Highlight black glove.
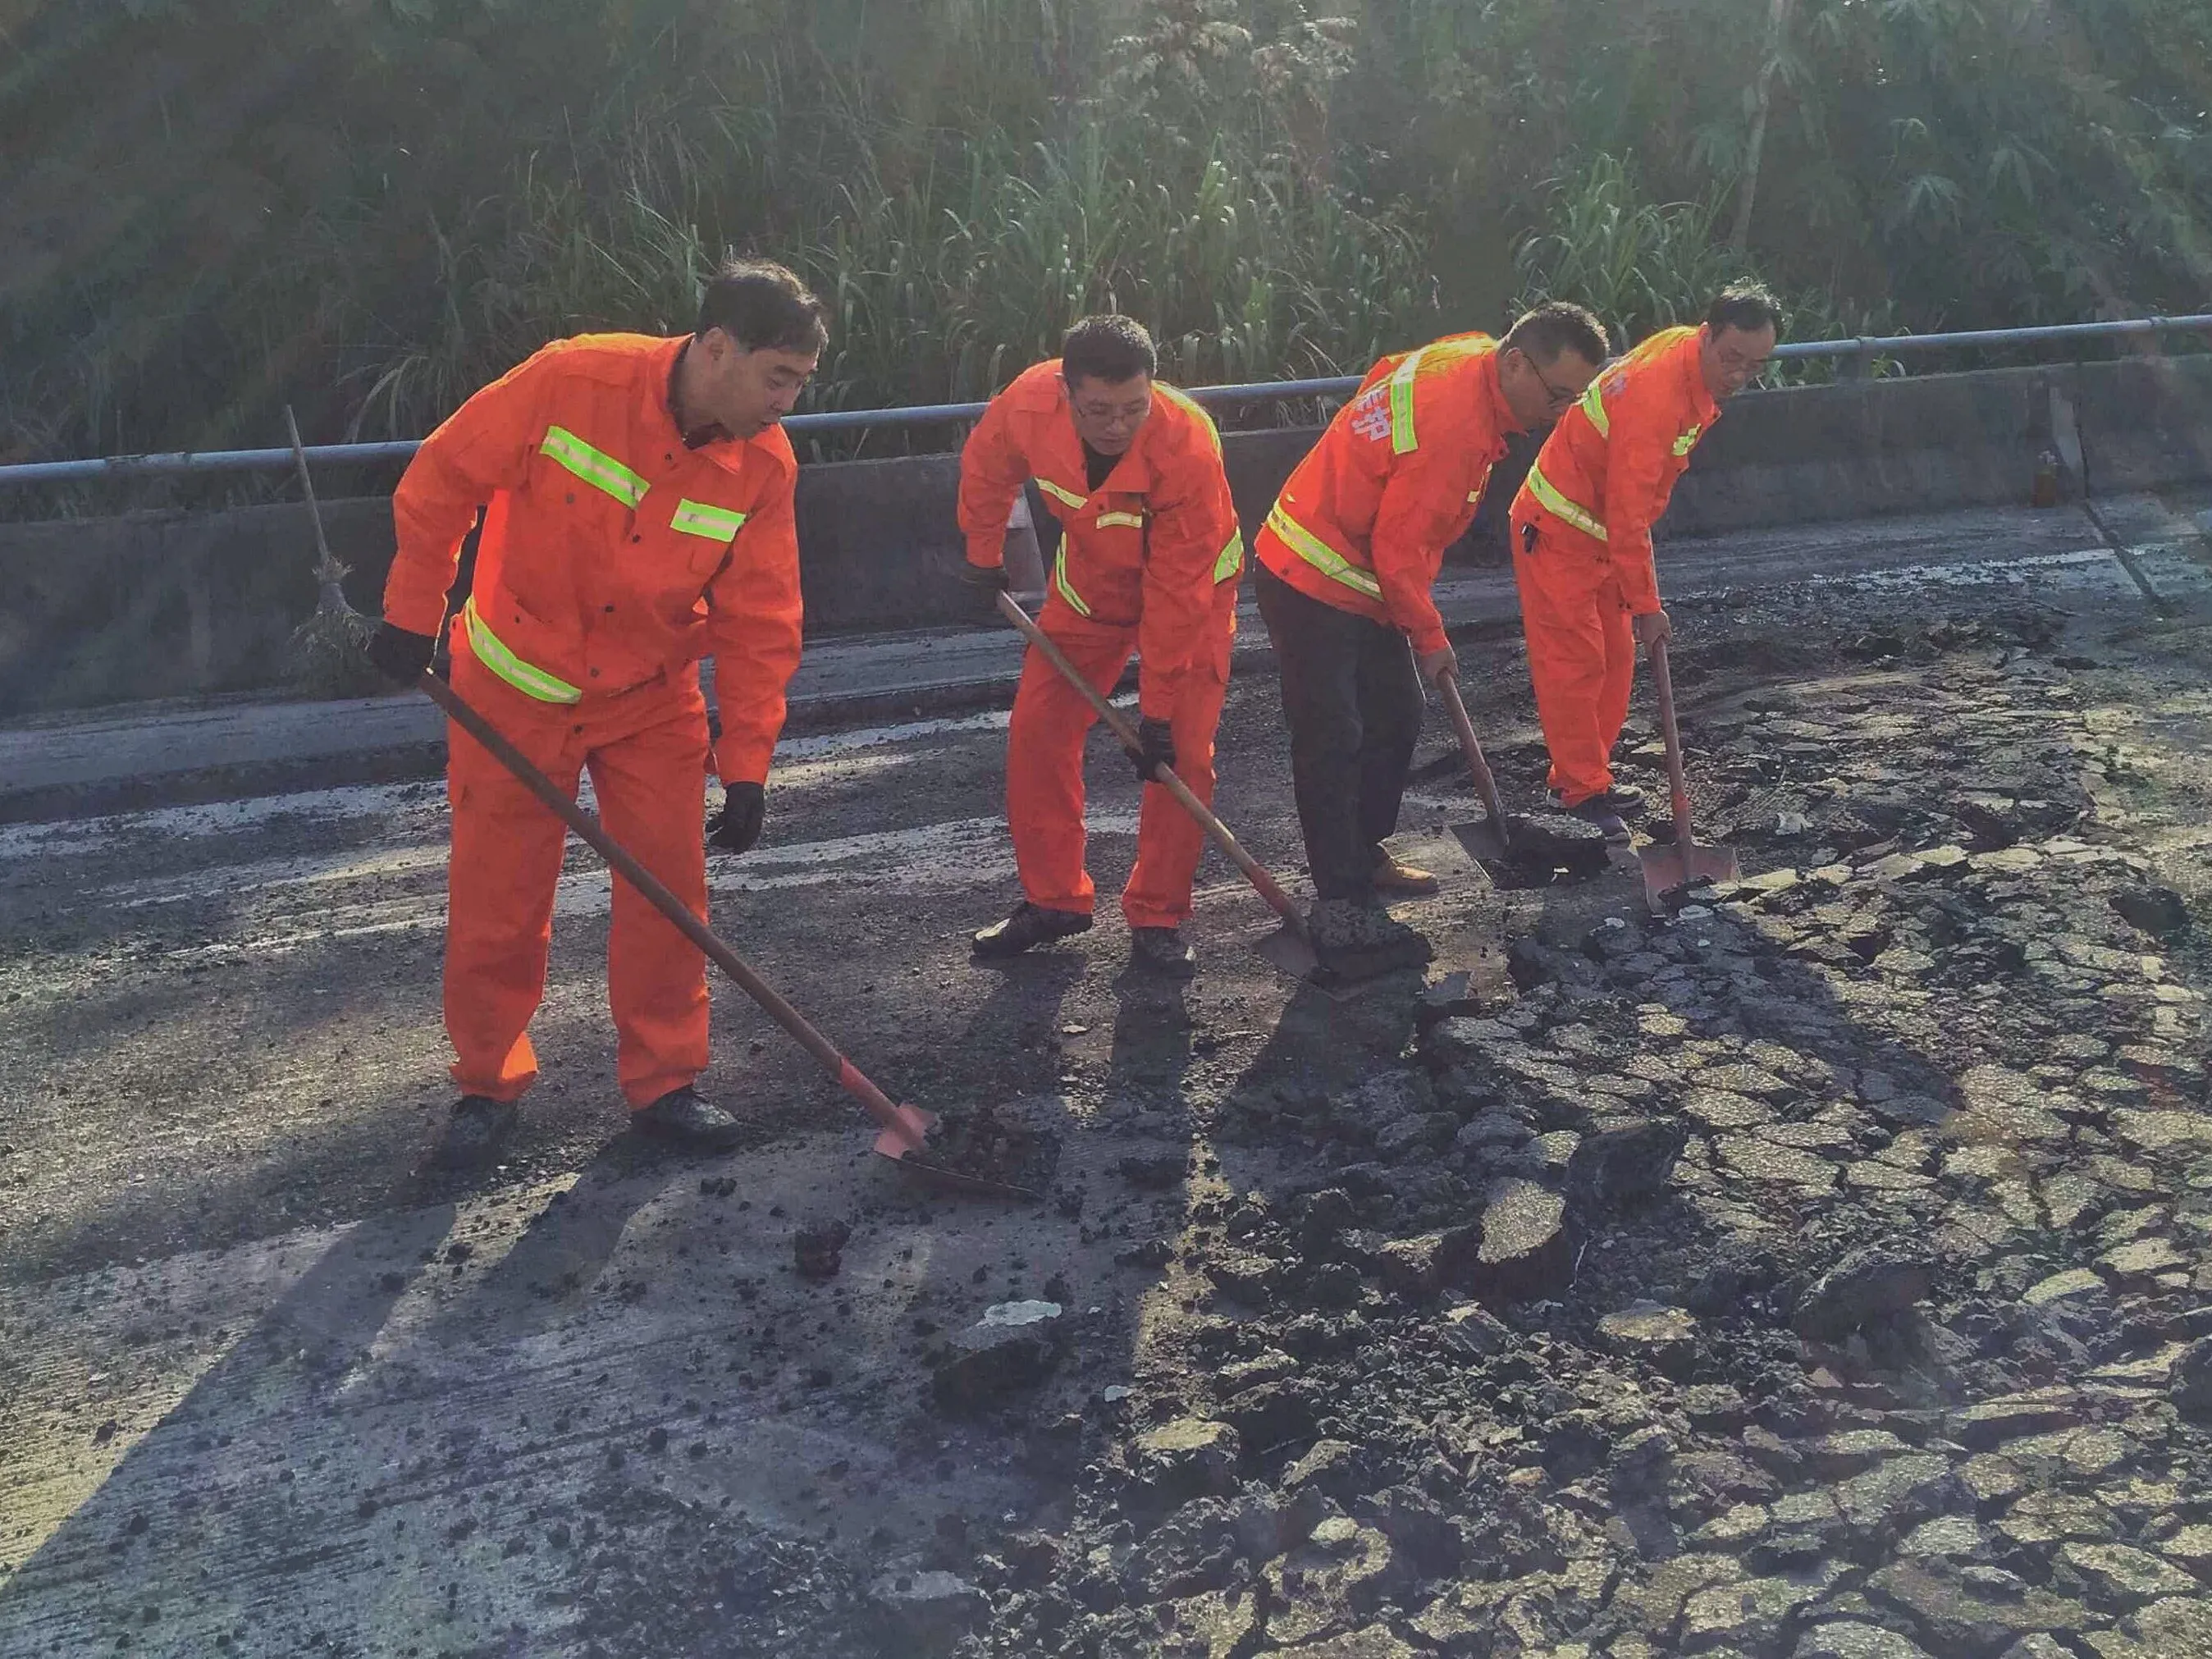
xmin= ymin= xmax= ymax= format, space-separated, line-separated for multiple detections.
xmin=1131 ymin=715 xmax=1177 ymax=782
xmin=708 ymin=782 xmax=765 ymax=855
xmin=368 ymin=621 xmax=437 ymax=685
xmin=959 ymin=558 xmax=1011 ymax=619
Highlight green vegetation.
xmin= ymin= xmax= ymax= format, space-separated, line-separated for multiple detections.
xmin=5 ymin=0 xmax=2210 ymax=463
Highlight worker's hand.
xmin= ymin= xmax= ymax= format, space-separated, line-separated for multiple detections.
xmin=368 ymin=621 xmax=437 ymax=685
xmin=1632 ymin=610 xmax=1674 ymax=651
xmin=1416 ymin=642 xmax=1459 ymax=687
xmin=958 ymin=558 xmax=1011 ymax=619
xmin=1131 ymin=715 xmax=1177 ymax=783
xmin=708 ymin=783 xmax=766 ymax=855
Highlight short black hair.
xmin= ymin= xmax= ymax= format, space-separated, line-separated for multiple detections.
xmin=1707 ymin=282 xmax=1784 ymax=338
xmin=1061 ymin=315 xmax=1157 ymax=386
xmin=697 ymin=259 xmax=828 ymax=355
xmin=1505 ymin=301 xmax=1609 ymax=368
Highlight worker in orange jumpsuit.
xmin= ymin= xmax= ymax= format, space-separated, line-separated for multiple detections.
xmin=958 ymin=315 xmax=1244 ymax=978
xmin=1510 ymin=284 xmax=1782 ymax=841
xmin=1254 ymin=304 xmax=1607 ymax=957
xmin=368 ymin=260 xmax=825 ymax=1167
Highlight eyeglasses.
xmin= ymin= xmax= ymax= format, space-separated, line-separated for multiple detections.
xmin=1512 ymin=349 xmax=1587 ymax=410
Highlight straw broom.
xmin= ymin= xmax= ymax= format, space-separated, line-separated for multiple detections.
xmin=282 ymin=404 xmax=381 ymax=694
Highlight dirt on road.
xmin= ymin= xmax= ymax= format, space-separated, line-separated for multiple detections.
xmin=4 ymin=526 xmax=2212 ymax=1657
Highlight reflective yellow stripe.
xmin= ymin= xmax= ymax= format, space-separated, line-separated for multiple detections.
xmin=1213 ymin=532 xmax=1245 ymax=583
xmin=1673 ymin=423 xmax=1703 ymax=457
xmin=670 ymin=499 xmax=747 ymax=542
xmin=1155 ymin=383 xmax=1224 ymax=454
xmin=463 ymin=598 xmax=583 ymax=704
xmin=1095 ymin=511 xmax=1145 ymax=530
xmin=1579 ymin=379 xmax=1611 ymax=438
xmin=539 ymin=426 xmax=648 ymax=508
xmin=1524 ymin=464 xmax=1608 ymax=542
xmin=1265 ymin=504 xmax=1383 ymax=600
xmin=1052 ymin=546 xmax=1091 ymax=616
xmin=1035 ymin=477 xmax=1086 ymax=510
xmin=1387 ymin=345 xmax=1429 ymax=455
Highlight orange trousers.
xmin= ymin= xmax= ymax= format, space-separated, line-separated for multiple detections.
xmin=1509 ymin=510 xmax=1638 ymax=807
xmin=443 ymin=645 xmax=711 ymax=1108
xmin=1007 ymin=594 xmax=1234 ymax=929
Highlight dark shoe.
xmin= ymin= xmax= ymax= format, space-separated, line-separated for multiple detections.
xmin=1371 ymin=852 xmax=1442 ymax=896
xmin=1552 ymin=783 xmax=1645 ymax=816
xmin=1130 ymin=925 xmax=1196 ymax=978
xmin=630 ymin=1085 xmax=743 ymax=1153
xmin=971 ymin=902 xmax=1092 ymax=959
xmin=434 ymin=1095 xmax=518 ymax=1168
xmin=1563 ymin=798 xmax=1632 ymax=844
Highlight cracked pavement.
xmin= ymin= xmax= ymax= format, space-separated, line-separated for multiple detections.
xmin=6 ymin=504 xmax=2212 ymax=1657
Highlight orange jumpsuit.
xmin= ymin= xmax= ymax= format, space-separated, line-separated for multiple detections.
xmin=384 ymin=332 xmax=804 ymax=1107
xmin=1255 ymin=332 xmax=1518 ymax=653
xmin=1509 ymin=325 xmax=1719 ymax=806
xmin=960 ymin=361 xmax=1243 ymax=929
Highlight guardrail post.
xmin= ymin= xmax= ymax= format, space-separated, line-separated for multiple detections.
xmin=1837 ymin=339 xmax=1869 ymax=381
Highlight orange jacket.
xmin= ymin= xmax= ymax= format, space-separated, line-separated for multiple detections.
xmin=1255 ymin=334 xmax=1522 ymax=658
xmin=959 ymin=360 xmax=1243 ymax=718
xmin=1511 ymin=324 xmax=1719 ymax=615
xmin=384 ymin=333 xmax=804 ymax=784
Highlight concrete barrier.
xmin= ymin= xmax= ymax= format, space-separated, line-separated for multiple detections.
xmin=5 ymin=355 xmax=2209 ymax=716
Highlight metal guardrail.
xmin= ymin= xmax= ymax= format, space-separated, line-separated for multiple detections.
xmin=5 ymin=316 xmax=2210 ymax=487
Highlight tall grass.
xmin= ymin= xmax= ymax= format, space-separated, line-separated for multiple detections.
xmin=8 ymin=0 xmax=2206 ymax=474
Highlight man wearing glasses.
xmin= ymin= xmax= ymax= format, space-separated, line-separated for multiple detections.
xmin=1510 ymin=285 xmax=1782 ymax=842
xmin=1252 ymin=304 xmax=1608 ymax=964
xmin=958 ymin=315 xmax=1245 ymax=977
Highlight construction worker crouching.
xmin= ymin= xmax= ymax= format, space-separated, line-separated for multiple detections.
xmin=959 ymin=316 xmax=1245 ymax=979
xmin=368 ymin=260 xmax=825 ymax=1167
xmin=1510 ymin=284 xmax=1782 ymax=842
xmin=1253 ymin=304 xmax=1608 ymax=968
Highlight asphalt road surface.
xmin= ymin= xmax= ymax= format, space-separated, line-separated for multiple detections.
xmin=4 ymin=509 xmax=2212 ymax=1657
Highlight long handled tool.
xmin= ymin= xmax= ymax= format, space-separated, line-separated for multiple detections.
xmin=1637 ymin=638 xmax=1739 ymax=912
xmin=1436 ymin=672 xmax=1521 ymax=863
xmin=282 ymin=404 xmax=378 ymax=692
xmin=415 ymin=670 xmax=1038 ymax=1200
xmin=994 ymin=590 xmax=1323 ymax=981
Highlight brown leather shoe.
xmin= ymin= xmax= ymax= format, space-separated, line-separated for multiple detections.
xmin=1372 ymin=852 xmax=1442 ymax=896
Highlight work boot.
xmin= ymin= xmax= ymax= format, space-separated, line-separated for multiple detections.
xmin=971 ymin=902 xmax=1092 ymax=959
xmin=1551 ymin=783 xmax=1645 ymax=817
xmin=433 ymin=1095 xmax=518 ymax=1169
xmin=1371 ymin=852 xmax=1442 ymax=896
xmin=630 ymin=1085 xmax=743 ymax=1153
xmin=1130 ymin=925 xmax=1197 ymax=978
xmin=1562 ymin=798 xmax=1632 ymax=845
xmin=1306 ymin=898 xmax=1433 ymax=976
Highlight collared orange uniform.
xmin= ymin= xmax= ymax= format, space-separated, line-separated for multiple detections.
xmin=1509 ymin=325 xmax=1719 ymax=806
xmin=960 ymin=360 xmax=1244 ymax=928
xmin=385 ymin=332 xmax=804 ymax=1107
xmin=1255 ymin=332 xmax=1518 ymax=651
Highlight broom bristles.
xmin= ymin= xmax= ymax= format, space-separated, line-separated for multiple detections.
xmin=287 ymin=586 xmax=382 ymax=697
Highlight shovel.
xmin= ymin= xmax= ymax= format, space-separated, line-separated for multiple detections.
xmin=994 ymin=590 xmax=1323 ymax=983
xmin=1436 ymin=671 xmax=1521 ymax=864
xmin=416 ymin=670 xmax=1040 ymax=1200
xmin=1637 ymin=638 xmax=1739 ymax=912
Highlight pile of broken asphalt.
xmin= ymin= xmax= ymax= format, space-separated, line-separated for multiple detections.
xmin=848 ymin=606 xmax=2212 ymax=1659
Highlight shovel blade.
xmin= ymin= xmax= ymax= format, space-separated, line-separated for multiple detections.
xmin=873 ymin=1104 xmax=1044 ymax=1200
xmin=1450 ymin=817 xmax=1511 ymax=865
xmin=1250 ymin=921 xmax=1323 ymax=983
xmin=1637 ymin=839 xmax=1740 ymax=912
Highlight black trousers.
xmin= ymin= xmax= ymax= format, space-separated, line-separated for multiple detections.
xmin=1255 ymin=560 xmax=1427 ymax=901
